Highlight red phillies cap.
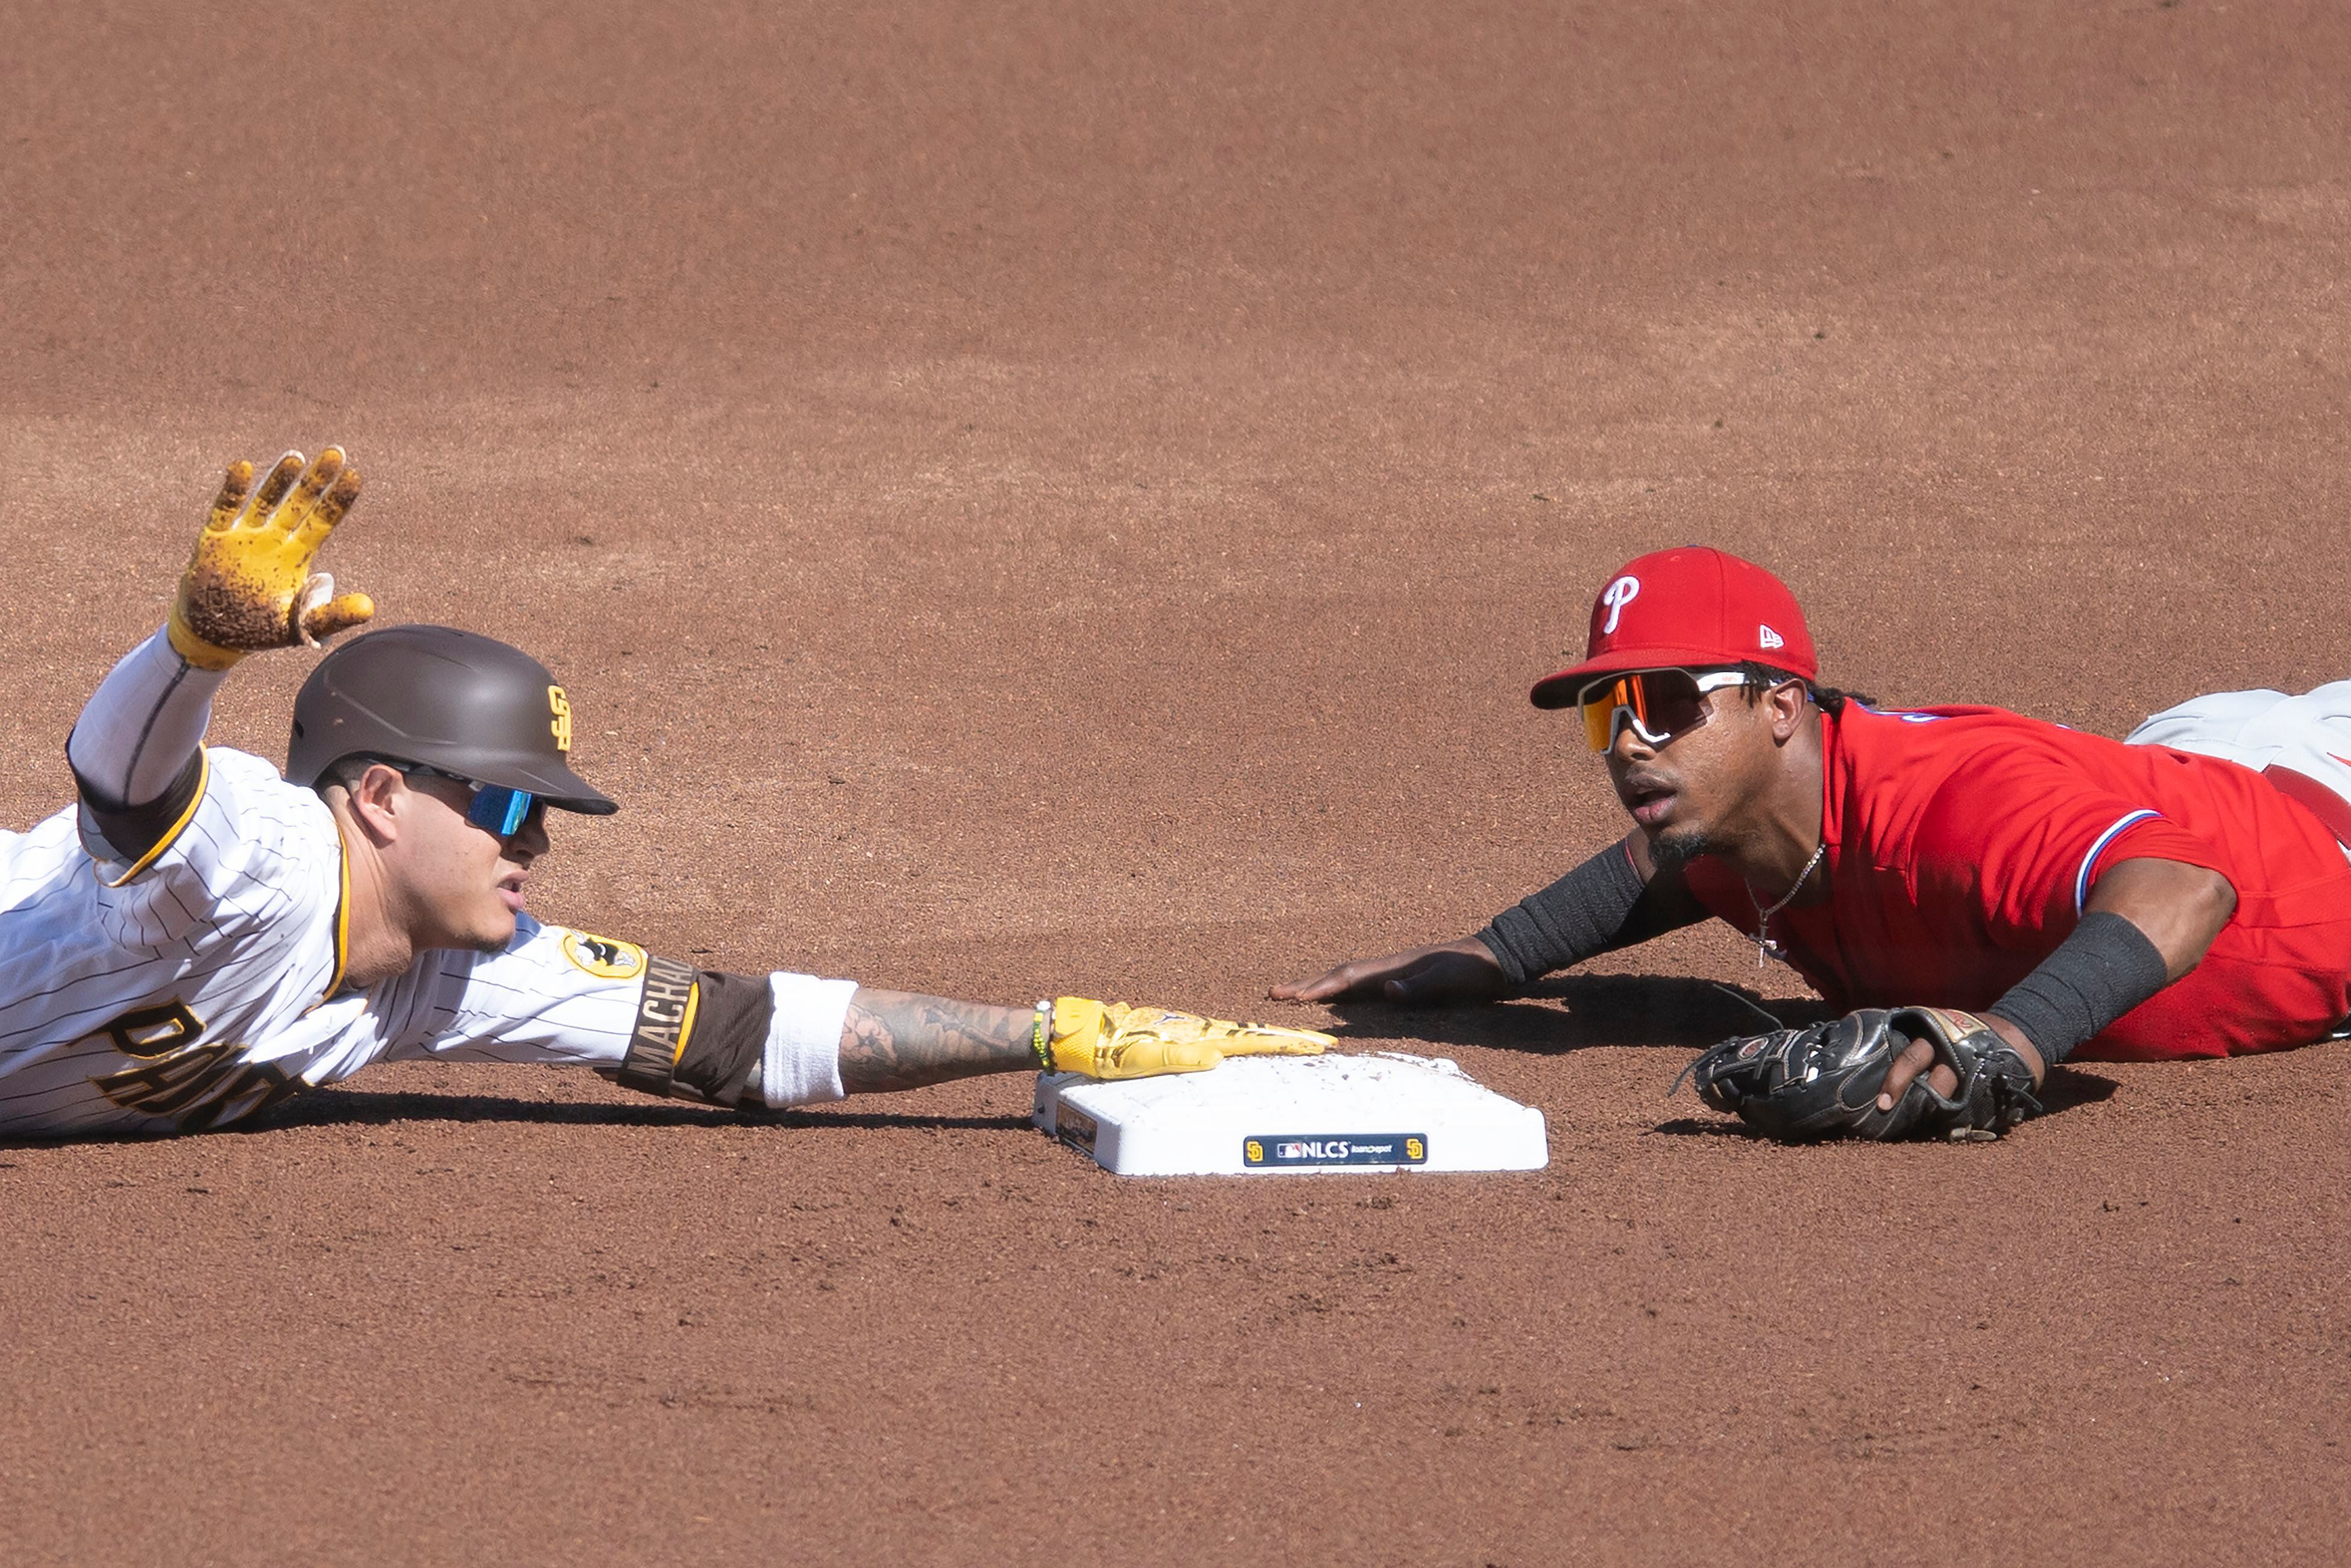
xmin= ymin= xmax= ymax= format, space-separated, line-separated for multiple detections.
xmin=1529 ymin=546 xmax=1816 ymax=709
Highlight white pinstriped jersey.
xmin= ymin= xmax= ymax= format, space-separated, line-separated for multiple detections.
xmin=0 ymin=746 xmax=656 ymax=1136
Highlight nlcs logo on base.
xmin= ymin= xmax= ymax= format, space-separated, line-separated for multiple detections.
xmin=1242 ymin=1133 xmax=1429 ymax=1168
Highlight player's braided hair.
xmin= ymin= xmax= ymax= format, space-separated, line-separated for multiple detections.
xmin=1735 ymin=660 xmax=1871 ymax=717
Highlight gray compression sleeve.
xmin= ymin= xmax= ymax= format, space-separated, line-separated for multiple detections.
xmin=1476 ymin=842 xmax=1652 ymax=985
xmin=67 ymin=629 xmax=226 ymax=861
xmin=67 ymin=629 xmax=224 ymax=807
xmin=1986 ymin=910 xmax=2170 ymax=1066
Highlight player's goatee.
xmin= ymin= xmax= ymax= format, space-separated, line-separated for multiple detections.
xmin=1648 ymin=827 xmax=1719 ymax=875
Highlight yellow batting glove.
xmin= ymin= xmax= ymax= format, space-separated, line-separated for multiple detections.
xmin=167 ymin=447 xmax=375 ymax=670
xmin=1042 ymin=997 xmax=1333 ymax=1080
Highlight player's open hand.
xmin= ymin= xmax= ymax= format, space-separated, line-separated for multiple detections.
xmin=1046 ymin=998 xmax=1332 ymax=1080
xmin=168 ymin=447 xmax=374 ymax=670
xmin=1270 ymin=938 xmax=1508 ymax=1006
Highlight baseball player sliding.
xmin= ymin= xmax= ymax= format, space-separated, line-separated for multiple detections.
xmin=1276 ymin=546 xmax=2351 ymax=1142
xmin=0 ymin=447 xmax=1327 ymax=1138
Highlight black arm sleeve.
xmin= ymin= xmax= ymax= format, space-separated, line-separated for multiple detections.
xmin=1475 ymin=842 xmax=1707 ymax=985
xmin=72 ymin=749 xmax=205 ymax=866
xmin=1985 ymin=910 xmax=2171 ymax=1066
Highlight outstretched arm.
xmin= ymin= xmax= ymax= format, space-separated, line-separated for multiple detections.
xmin=540 ymin=955 xmax=1335 ymax=1110
xmin=1270 ymin=833 xmax=1708 ymax=1006
xmin=832 ymin=990 xmax=1333 ymax=1095
xmin=836 ymin=990 xmax=1038 ymax=1092
xmin=68 ymin=449 xmax=373 ymax=862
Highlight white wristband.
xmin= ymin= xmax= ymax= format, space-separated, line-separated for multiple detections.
xmin=758 ymin=974 xmax=857 ymax=1107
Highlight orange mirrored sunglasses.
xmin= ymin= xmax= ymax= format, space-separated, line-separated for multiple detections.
xmin=1577 ymin=669 xmax=1752 ymax=752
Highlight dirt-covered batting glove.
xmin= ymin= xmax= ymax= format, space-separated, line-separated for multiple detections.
xmin=1676 ymin=1006 xmax=2044 ymax=1143
xmin=167 ymin=448 xmax=374 ymax=670
xmin=1043 ymin=997 xmax=1332 ymax=1080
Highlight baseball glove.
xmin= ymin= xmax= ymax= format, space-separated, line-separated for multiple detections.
xmin=1676 ymin=1006 xmax=2044 ymax=1143
xmin=167 ymin=448 xmax=374 ymax=670
xmin=1046 ymin=998 xmax=1332 ymax=1080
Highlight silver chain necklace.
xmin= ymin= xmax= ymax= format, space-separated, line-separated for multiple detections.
xmin=1745 ymin=840 xmax=1826 ymax=968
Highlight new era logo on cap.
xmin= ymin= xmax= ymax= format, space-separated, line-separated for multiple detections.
xmin=1529 ymin=547 xmax=1818 ymax=709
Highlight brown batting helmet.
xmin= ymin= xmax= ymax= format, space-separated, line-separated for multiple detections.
xmin=286 ymin=625 xmax=618 ymax=814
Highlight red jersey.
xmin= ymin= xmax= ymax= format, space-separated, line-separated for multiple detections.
xmin=1681 ymin=704 xmax=2351 ymax=1060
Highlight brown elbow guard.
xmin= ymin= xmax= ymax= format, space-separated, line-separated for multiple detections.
xmin=609 ymin=959 xmax=776 ymax=1106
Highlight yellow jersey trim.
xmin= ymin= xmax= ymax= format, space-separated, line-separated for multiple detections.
xmin=99 ymin=749 xmax=211 ymax=889
xmin=319 ymin=837 xmax=352 ymax=1001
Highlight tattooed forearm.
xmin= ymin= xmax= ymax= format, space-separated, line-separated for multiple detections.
xmin=837 ymin=988 xmax=1037 ymax=1093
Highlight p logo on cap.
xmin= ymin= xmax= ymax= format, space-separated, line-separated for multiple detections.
xmin=1601 ymin=575 xmax=1641 ymax=634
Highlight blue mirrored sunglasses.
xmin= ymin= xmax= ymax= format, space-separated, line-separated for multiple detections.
xmin=387 ymin=762 xmax=538 ymax=837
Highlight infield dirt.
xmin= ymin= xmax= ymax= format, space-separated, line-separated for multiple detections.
xmin=3 ymin=2 xmax=2347 ymax=1561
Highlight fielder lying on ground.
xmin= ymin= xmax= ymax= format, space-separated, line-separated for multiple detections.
xmin=1276 ymin=546 xmax=2351 ymax=1143
xmin=0 ymin=447 xmax=1327 ymax=1138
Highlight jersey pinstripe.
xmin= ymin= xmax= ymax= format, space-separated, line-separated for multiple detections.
xmin=0 ymin=746 xmax=655 ymax=1136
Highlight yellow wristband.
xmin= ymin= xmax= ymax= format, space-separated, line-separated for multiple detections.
xmin=1031 ymin=1000 xmax=1054 ymax=1071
